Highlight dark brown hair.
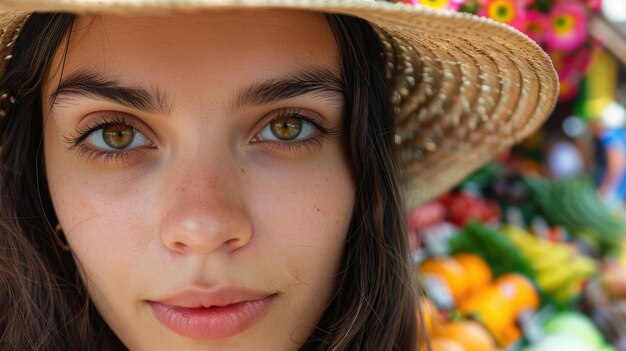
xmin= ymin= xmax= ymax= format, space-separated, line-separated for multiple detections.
xmin=0 ymin=12 xmax=421 ymax=351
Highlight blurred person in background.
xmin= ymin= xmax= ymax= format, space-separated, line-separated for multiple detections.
xmin=592 ymin=102 xmax=626 ymax=208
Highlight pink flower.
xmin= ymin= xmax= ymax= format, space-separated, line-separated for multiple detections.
xmin=407 ymin=0 xmax=465 ymax=11
xmin=553 ymin=0 xmax=601 ymax=12
xmin=545 ymin=3 xmax=588 ymax=51
xmin=523 ymin=10 xmax=548 ymax=45
xmin=548 ymin=44 xmax=600 ymax=101
xmin=586 ymin=0 xmax=602 ymax=11
xmin=477 ymin=0 xmax=527 ymax=31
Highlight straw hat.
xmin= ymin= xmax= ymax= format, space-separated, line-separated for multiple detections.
xmin=0 ymin=0 xmax=559 ymax=207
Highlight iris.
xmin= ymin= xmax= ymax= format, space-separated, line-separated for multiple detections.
xmin=103 ymin=124 xmax=135 ymax=149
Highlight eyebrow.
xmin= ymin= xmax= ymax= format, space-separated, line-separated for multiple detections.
xmin=231 ymin=67 xmax=344 ymax=110
xmin=49 ymin=70 xmax=171 ymax=115
xmin=49 ymin=67 xmax=344 ymax=116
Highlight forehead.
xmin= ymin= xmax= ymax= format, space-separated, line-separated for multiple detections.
xmin=43 ymin=10 xmax=340 ymax=103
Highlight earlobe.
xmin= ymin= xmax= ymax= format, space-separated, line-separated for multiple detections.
xmin=53 ymin=222 xmax=72 ymax=252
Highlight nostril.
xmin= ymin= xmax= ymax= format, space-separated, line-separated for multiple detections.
xmin=167 ymin=241 xmax=188 ymax=254
xmin=224 ymin=237 xmax=243 ymax=249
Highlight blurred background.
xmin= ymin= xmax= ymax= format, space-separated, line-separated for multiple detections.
xmin=401 ymin=1 xmax=626 ymax=350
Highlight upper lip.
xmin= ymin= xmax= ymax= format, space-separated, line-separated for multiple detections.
xmin=151 ymin=286 xmax=275 ymax=309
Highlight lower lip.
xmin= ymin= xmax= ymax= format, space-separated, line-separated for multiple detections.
xmin=148 ymin=295 xmax=275 ymax=339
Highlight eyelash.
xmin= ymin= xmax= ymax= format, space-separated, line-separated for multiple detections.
xmin=64 ymin=109 xmax=339 ymax=165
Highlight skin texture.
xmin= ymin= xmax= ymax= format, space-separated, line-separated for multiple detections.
xmin=42 ymin=11 xmax=355 ymax=350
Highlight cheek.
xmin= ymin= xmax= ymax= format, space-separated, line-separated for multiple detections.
xmin=261 ymin=165 xmax=353 ymax=251
xmin=250 ymin=154 xmax=355 ymax=288
xmin=47 ymin=176 xmax=145 ymax=288
xmin=242 ymin=153 xmax=354 ymax=338
xmin=45 ymin=122 xmax=154 ymax=294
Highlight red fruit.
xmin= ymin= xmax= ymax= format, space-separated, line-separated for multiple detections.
xmin=408 ymin=202 xmax=447 ymax=231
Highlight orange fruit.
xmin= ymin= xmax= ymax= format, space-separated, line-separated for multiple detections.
xmin=430 ymin=338 xmax=466 ymax=351
xmin=453 ymin=253 xmax=492 ymax=294
xmin=458 ymin=286 xmax=517 ymax=335
xmin=437 ymin=321 xmax=496 ymax=351
xmin=499 ymin=324 xmax=522 ymax=347
xmin=494 ymin=273 xmax=539 ymax=313
xmin=419 ymin=257 xmax=468 ymax=301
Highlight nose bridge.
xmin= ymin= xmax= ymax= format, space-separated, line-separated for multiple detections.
xmin=173 ymin=133 xmax=241 ymax=202
xmin=160 ymin=150 xmax=251 ymax=256
xmin=179 ymin=153 xmax=228 ymax=199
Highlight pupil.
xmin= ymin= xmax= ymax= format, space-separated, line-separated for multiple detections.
xmin=271 ymin=117 xmax=302 ymax=140
xmin=103 ymin=124 xmax=135 ymax=149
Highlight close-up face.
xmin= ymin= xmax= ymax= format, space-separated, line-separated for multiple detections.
xmin=42 ymin=10 xmax=355 ymax=350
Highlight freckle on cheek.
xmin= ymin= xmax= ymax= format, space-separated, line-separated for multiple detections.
xmin=313 ymin=205 xmax=327 ymax=216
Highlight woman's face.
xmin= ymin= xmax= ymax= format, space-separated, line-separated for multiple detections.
xmin=42 ymin=11 xmax=354 ymax=350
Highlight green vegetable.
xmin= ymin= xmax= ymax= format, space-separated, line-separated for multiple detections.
xmin=542 ymin=312 xmax=604 ymax=350
xmin=522 ymin=335 xmax=598 ymax=351
xmin=449 ymin=221 xmax=536 ymax=280
xmin=523 ymin=176 xmax=625 ymax=256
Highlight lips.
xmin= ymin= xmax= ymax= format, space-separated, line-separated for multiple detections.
xmin=148 ymin=286 xmax=276 ymax=339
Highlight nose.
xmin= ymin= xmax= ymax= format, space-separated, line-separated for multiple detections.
xmin=160 ymin=172 xmax=252 ymax=256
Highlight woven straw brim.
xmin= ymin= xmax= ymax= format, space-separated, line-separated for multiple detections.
xmin=0 ymin=0 xmax=559 ymax=208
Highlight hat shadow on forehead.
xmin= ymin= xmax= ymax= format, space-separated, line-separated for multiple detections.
xmin=0 ymin=0 xmax=558 ymax=207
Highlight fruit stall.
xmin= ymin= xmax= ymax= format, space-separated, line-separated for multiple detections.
xmin=410 ymin=169 xmax=626 ymax=350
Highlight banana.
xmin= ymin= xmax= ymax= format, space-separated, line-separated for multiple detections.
xmin=499 ymin=223 xmax=598 ymax=299
xmin=531 ymin=251 xmax=572 ymax=272
xmin=552 ymin=280 xmax=581 ymax=303
xmin=569 ymin=256 xmax=598 ymax=277
xmin=527 ymin=242 xmax=572 ymax=263
xmin=536 ymin=265 xmax=578 ymax=293
xmin=535 ymin=254 xmax=596 ymax=294
xmin=501 ymin=225 xmax=574 ymax=266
